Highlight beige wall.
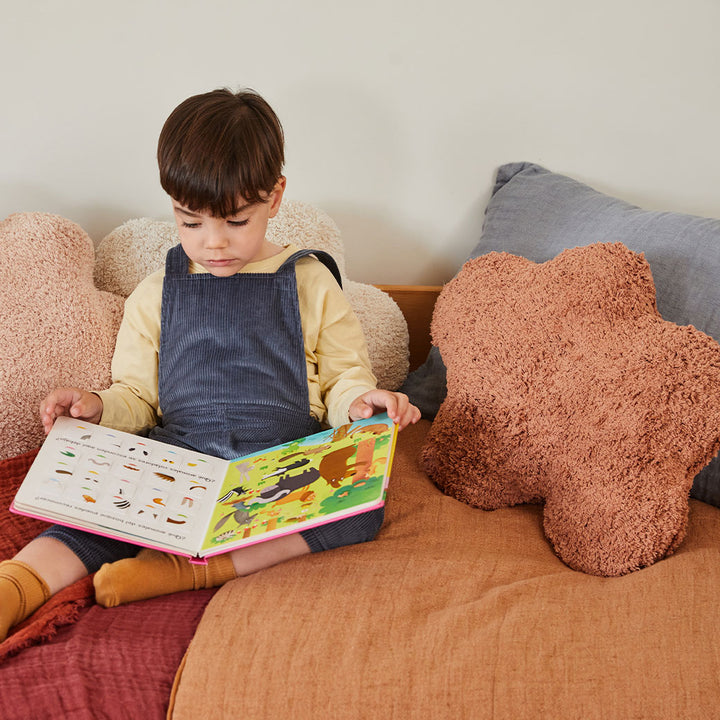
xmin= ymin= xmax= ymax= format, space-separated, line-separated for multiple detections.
xmin=2 ymin=0 xmax=718 ymax=284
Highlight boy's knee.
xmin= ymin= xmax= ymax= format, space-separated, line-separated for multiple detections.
xmin=300 ymin=507 xmax=385 ymax=553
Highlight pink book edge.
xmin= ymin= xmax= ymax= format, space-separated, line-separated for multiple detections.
xmin=10 ymin=496 xmax=387 ymax=565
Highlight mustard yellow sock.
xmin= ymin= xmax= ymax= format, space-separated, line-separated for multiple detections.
xmin=93 ymin=549 xmax=237 ymax=608
xmin=0 ymin=560 xmax=52 ymax=642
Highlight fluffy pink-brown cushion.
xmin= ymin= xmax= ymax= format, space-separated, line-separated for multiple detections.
xmin=422 ymin=243 xmax=720 ymax=576
xmin=0 ymin=213 xmax=124 ymax=459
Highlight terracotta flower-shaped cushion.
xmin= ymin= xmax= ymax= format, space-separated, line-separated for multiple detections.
xmin=422 ymin=243 xmax=720 ymax=576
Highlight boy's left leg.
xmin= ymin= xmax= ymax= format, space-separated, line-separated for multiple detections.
xmin=94 ymin=533 xmax=309 ymax=607
xmin=93 ymin=508 xmax=384 ymax=608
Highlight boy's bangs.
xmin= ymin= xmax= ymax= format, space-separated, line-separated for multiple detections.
xmin=161 ymin=152 xmax=275 ymax=217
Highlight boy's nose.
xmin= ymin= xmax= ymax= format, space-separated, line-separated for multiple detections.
xmin=204 ymin=229 xmax=229 ymax=248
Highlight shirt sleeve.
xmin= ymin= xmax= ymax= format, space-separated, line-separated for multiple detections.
xmin=296 ymin=257 xmax=378 ymax=427
xmin=94 ymin=270 xmax=163 ymax=434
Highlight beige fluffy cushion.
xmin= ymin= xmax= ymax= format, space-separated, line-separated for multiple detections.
xmin=0 ymin=213 xmax=124 ymax=459
xmin=94 ymin=200 xmax=409 ymax=389
xmin=422 ymin=242 xmax=720 ymax=576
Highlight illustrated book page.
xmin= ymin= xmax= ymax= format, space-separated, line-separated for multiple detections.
xmin=11 ymin=414 xmax=398 ymax=559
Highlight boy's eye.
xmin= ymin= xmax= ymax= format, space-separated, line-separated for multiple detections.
xmin=227 ymin=219 xmax=250 ymax=227
xmin=182 ymin=222 xmax=201 ymax=229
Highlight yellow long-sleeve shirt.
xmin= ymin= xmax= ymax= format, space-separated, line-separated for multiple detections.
xmin=96 ymin=244 xmax=377 ymax=434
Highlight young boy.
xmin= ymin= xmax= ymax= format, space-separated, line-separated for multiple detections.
xmin=0 ymin=88 xmax=420 ymax=641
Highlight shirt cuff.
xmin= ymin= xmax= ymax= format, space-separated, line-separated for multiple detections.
xmin=95 ymin=387 xmax=158 ymax=435
xmin=326 ymin=384 xmax=375 ymax=428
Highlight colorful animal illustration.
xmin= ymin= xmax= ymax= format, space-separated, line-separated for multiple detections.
xmin=261 ymin=457 xmax=311 ymax=481
xmin=251 ymin=467 xmax=322 ymax=504
xmin=348 ymin=424 xmax=389 ymax=438
xmin=217 ymin=485 xmax=249 ymax=503
xmin=331 ymin=423 xmax=389 ymax=442
xmin=213 ymin=505 xmax=253 ymax=532
xmin=318 ymin=445 xmax=357 ymax=488
xmin=318 ymin=438 xmax=376 ymax=488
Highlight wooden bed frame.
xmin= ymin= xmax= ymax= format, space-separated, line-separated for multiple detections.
xmin=376 ymin=284 xmax=442 ymax=370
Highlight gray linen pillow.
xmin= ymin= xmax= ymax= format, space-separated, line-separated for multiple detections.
xmin=402 ymin=162 xmax=720 ymax=506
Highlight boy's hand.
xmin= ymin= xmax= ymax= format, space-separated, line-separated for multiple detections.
xmin=348 ymin=389 xmax=421 ymax=431
xmin=40 ymin=388 xmax=104 ymax=434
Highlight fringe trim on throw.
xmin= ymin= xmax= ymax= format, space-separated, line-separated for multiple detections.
xmin=0 ymin=576 xmax=95 ymax=663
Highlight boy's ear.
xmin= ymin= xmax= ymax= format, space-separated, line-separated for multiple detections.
xmin=268 ymin=176 xmax=286 ymax=218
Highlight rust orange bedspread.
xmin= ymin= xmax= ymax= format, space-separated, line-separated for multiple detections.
xmin=170 ymin=420 xmax=720 ymax=720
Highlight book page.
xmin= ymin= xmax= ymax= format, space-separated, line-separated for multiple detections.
xmin=13 ymin=416 xmax=227 ymax=555
xmin=201 ymin=414 xmax=398 ymax=555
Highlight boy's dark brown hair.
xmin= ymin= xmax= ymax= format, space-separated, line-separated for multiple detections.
xmin=158 ymin=88 xmax=284 ymax=217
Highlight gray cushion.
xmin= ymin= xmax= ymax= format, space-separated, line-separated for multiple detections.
xmin=401 ymin=161 xmax=720 ymax=506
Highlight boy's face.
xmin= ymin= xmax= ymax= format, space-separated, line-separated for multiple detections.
xmin=171 ymin=178 xmax=286 ymax=277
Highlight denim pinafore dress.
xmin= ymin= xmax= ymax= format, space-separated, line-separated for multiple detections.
xmin=148 ymin=244 xmax=338 ymax=459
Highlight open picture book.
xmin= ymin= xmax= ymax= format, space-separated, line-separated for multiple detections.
xmin=11 ymin=414 xmax=398 ymax=561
